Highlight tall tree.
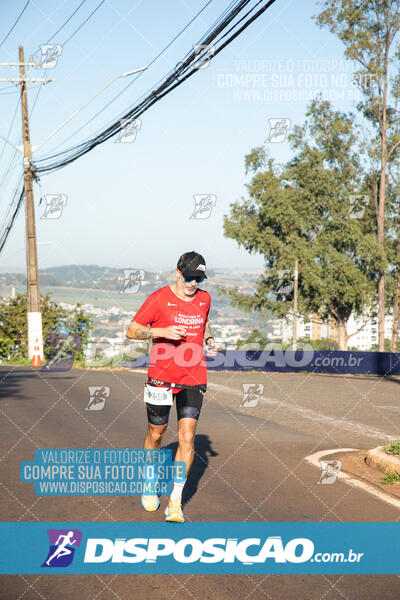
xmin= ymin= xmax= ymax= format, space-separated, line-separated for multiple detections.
xmin=222 ymin=99 xmax=380 ymax=350
xmin=316 ymin=0 xmax=400 ymax=350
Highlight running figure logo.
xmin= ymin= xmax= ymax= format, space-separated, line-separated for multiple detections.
xmin=86 ymin=386 xmax=110 ymax=410
xmin=40 ymin=194 xmax=67 ymax=219
xmin=189 ymin=194 xmax=217 ymax=220
xmin=41 ymin=332 xmax=81 ymax=372
xmin=120 ymin=269 xmax=145 ymax=293
xmin=348 ymin=194 xmax=369 ymax=219
xmin=193 ymin=44 xmax=215 ymax=70
xmin=239 ymin=383 xmax=264 ymax=408
xmin=115 ymin=117 xmax=142 ymax=143
xmin=265 ymin=118 xmax=291 ymax=143
xmin=37 ymin=44 xmax=63 ymax=69
xmin=317 ymin=460 xmax=342 ymax=485
xmin=274 ymin=269 xmax=295 ymax=300
xmin=42 ymin=529 xmax=81 ymax=567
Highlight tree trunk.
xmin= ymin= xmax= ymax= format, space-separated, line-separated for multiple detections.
xmin=391 ymin=276 xmax=400 ymax=352
xmin=377 ymin=165 xmax=386 ymax=351
xmin=337 ymin=321 xmax=348 ymax=351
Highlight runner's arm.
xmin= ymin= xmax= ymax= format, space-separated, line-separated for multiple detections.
xmin=204 ymin=320 xmax=215 ymax=345
xmin=126 ymin=321 xmax=164 ymax=340
xmin=127 ymin=322 xmax=186 ymax=341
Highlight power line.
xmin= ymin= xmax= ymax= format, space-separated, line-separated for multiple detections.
xmin=36 ymin=0 xmax=277 ymax=174
xmin=0 ymin=98 xmax=21 ymax=187
xmin=0 ymin=0 xmax=279 ymax=255
xmin=0 ymin=87 xmax=19 ymax=95
xmin=0 ymin=0 xmax=108 ymax=255
xmin=44 ymin=0 xmax=89 ymax=45
xmin=0 ymin=0 xmax=31 ymax=49
xmin=30 ymin=0 xmax=104 ymax=121
xmin=62 ymin=0 xmax=106 ymax=46
xmin=32 ymin=0 xmax=98 ymax=56
xmin=29 ymin=0 xmax=106 ymax=137
xmin=0 ymin=176 xmax=24 ymax=254
xmin=39 ymin=0 xmax=229 ymax=155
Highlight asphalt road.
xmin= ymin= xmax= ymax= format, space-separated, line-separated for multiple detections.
xmin=0 ymin=366 xmax=399 ymax=599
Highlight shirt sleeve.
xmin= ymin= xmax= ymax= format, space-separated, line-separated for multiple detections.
xmin=132 ymin=291 xmax=160 ymax=326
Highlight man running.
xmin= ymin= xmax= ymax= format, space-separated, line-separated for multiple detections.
xmin=126 ymin=251 xmax=221 ymax=522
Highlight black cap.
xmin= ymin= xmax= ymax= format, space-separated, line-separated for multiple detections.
xmin=177 ymin=251 xmax=207 ymax=279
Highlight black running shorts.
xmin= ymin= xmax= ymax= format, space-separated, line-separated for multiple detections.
xmin=146 ymin=387 xmax=205 ymax=426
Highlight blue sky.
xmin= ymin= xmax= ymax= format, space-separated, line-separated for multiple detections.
xmin=0 ymin=0 xmax=361 ymax=273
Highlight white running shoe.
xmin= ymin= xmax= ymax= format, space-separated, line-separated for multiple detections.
xmin=141 ymin=495 xmax=160 ymax=512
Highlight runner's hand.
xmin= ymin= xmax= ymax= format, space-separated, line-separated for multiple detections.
xmin=205 ymin=340 xmax=223 ymax=357
xmin=161 ymin=325 xmax=187 ymax=340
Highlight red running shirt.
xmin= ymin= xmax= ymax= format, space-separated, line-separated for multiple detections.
xmin=132 ymin=285 xmax=211 ymax=391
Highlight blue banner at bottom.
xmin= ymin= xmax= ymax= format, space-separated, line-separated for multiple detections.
xmin=0 ymin=522 xmax=399 ymax=574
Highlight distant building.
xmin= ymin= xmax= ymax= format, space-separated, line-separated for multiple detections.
xmin=276 ymin=310 xmax=397 ymax=350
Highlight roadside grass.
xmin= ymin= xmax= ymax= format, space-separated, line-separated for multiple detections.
xmin=379 ymin=472 xmax=400 ymax=485
xmin=1 ymin=358 xmax=32 ymax=366
xmin=383 ymin=440 xmax=400 ymax=455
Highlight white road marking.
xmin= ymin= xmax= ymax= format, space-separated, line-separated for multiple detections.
xmin=128 ymin=372 xmax=397 ymax=441
xmin=207 ymin=381 xmax=398 ymax=441
xmin=305 ymin=448 xmax=400 ymax=510
xmin=129 ymin=369 xmax=400 ymax=506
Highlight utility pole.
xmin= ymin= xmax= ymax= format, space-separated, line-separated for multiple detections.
xmin=292 ymin=259 xmax=298 ymax=351
xmin=0 ymin=48 xmax=53 ymax=360
xmin=0 ymin=53 xmax=146 ymax=360
xmin=19 ymin=45 xmax=43 ymax=360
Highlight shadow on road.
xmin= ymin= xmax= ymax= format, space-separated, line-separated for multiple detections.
xmin=164 ymin=434 xmax=218 ymax=507
xmin=0 ymin=368 xmax=31 ymax=401
xmin=0 ymin=367 xmax=80 ymax=402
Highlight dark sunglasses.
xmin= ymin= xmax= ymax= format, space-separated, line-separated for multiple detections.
xmin=183 ymin=274 xmax=205 ymax=283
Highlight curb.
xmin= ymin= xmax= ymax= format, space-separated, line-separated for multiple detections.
xmin=304 ymin=448 xmax=400 ymax=509
xmin=365 ymin=446 xmax=400 ymax=475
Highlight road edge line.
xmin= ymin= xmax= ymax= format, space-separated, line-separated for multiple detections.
xmin=304 ymin=448 xmax=400 ymax=509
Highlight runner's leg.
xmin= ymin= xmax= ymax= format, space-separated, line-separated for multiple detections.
xmin=174 ymin=417 xmax=198 ymax=480
xmin=174 ymin=388 xmax=203 ymax=479
xmin=144 ymin=422 xmax=168 ymax=450
xmin=141 ymin=404 xmax=170 ymax=512
xmin=165 ymin=389 xmax=203 ymax=522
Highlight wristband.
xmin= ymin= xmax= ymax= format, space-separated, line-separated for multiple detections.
xmin=205 ymin=336 xmax=214 ymax=345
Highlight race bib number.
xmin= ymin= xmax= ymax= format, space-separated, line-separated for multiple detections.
xmin=144 ymin=384 xmax=173 ymax=406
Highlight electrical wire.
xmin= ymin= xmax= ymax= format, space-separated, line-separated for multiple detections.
xmin=35 ymin=0 xmax=277 ymax=174
xmin=0 ymin=98 xmax=21 ymax=187
xmin=0 ymin=0 xmax=279 ymax=255
xmin=41 ymin=0 xmax=234 ymax=154
xmin=0 ymin=88 xmax=19 ymax=96
xmin=43 ymin=0 xmax=89 ymax=45
xmin=0 ymin=0 xmax=31 ymax=48
xmin=61 ymin=0 xmax=106 ymax=46
xmin=0 ymin=175 xmax=24 ymax=255
xmin=0 ymin=0 xmax=107 ymax=256
xmin=31 ymin=0 xmax=97 ymax=56
xmin=37 ymin=0 xmax=253 ymax=159
xmin=29 ymin=0 xmax=106 ymax=138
